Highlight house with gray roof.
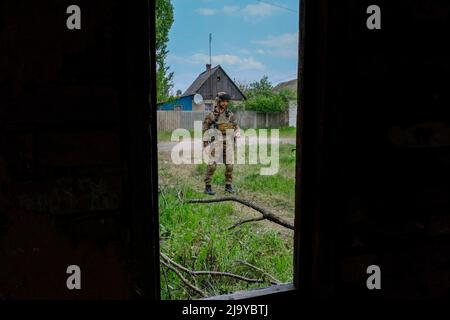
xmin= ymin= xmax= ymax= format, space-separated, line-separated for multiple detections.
xmin=158 ymin=64 xmax=246 ymax=111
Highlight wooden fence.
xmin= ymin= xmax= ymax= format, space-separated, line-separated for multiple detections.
xmin=157 ymin=110 xmax=290 ymax=132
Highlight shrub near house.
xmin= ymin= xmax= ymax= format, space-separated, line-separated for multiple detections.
xmin=240 ymin=76 xmax=296 ymax=113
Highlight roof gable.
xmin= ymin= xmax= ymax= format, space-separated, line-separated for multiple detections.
xmin=182 ymin=65 xmax=220 ymax=97
xmin=183 ymin=65 xmax=246 ymax=100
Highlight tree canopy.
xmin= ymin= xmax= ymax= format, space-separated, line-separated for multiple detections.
xmin=156 ymin=0 xmax=174 ymax=103
xmin=240 ymin=76 xmax=296 ymax=113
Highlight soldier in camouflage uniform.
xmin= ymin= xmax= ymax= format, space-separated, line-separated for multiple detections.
xmin=203 ymin=92 xmax=240 ymax=195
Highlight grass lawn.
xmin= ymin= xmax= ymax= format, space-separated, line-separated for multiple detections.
xmin=256 ymin=126 xmax=297 ymax=139
xmin=158 ymin=135 xmax=296 ymax=299
xmin=157 ymin=129 xmax=194 ymax=142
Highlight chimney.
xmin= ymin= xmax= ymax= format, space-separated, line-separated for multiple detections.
xmin=206 ymin=64 xmax=212 ymax=71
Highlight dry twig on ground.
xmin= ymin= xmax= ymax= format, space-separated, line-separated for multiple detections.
xmin=185 ymin=196 xmax=294 ymax=230
xmin=160 ymin=252 xmax=278 ymax=286
xmin=160 ymin=259 xmax=207 ymax=297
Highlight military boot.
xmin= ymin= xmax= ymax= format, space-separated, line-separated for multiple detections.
xmin=225 ymin=184 xmax=235 ymax=194
xmin=204 ymin=185 xmax=216 ymax=196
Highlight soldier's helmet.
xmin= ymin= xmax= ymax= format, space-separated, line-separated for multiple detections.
xmin=216 ymin=92 xmax=231 ymax=102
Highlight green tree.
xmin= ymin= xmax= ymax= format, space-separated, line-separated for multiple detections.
xmin=247 ymin=75 xmax=273 ymax=98
xmin=278 ymin=88 xmax=297 ymax=104
xmin=242 ymin=76 xmax=295 ymax=113
xmin=227 ymin=101 xmax=239 ymax=112
xmin=156 ymin=0 xmax=174 ymax=103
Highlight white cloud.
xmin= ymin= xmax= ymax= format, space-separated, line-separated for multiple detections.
xmin=223 ymin=5 xmax=240 ymax=15
xmin=252 ymin=32 xmax=298 ymax=58
xmin=238 ymin=57 xmax=266 ymax=70
xmin=191 ymin=53 xmax=239 ymax=65
xmin=253 ymin=32 xmax=298 ymax=47
xmin=274 ymin=49 xmax=298 ymax=58
xmin=256 ymin=48 xmax=297 ymax=59
xmin=195 ymin=5 xmax=239 ymax=16
xmin=170 ymin=53 xmax=265 ymax=71
xmin=242 ymin=3 xmax=279 ymax=20
xmin=195 ymin=8 xmax=217 ymax=16
xmin=195 ymin=3 xmax=279 ymax=21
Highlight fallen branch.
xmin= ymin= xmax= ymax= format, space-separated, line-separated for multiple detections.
xmin=235 ymin=260 xmax=281 ymax=285
xmin=185 ymin=196 xmax=294 ymax=230
xmin=228 ymin=216 xmax=265 ymax=230
xmin=161 ymin=260 xmax=172 ymax=299
xmin=160 ymin=259 xmax=207 ymax=298
xmin=161 ymin=252 xmax=273 ymax=285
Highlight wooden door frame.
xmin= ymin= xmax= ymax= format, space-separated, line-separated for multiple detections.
xmin=129 ymin=0 xmax=334 ymax=300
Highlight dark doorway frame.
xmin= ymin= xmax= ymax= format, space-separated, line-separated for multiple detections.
xmin=132 ymin=0 xmax=330 ymax=300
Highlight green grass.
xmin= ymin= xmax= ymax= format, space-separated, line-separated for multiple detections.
xmin=159 ymin=186 xmax=293 ymax=299
xmin=279 ymin=126 xmax=297 ymax=138
xmin=158 ymin=129 xmax=195 ymax=142
xmin=158 ymin=143 xmax=296 ymax=299
xmin=157 ymin=131 xmax=174 ymax=142
xmin=254 ymin=127 xmax=297 ymax=139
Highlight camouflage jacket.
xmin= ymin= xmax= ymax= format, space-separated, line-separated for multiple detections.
xmin=203 ymin=107 xmax=239 ymax=145
xmin=202 ymin=107 xmax=239 ymax=133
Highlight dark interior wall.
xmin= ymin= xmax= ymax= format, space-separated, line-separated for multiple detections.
xmin=0 ymin=0 xmax=449 ymax=301
xmin=0 ymin=1 xmax=157 ymax=299
xmin=300 ymin=0 xmax=450 ymax=298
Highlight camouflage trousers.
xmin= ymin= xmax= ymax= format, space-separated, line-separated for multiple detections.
xmin=204 ymin=140 xmax=235 ymax=185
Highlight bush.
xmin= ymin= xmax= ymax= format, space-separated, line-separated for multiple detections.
xmin=244 ymin=93 xmax=285 ymax=113
xmin=241 ymin=76 xmax=296 ymax=113
xmin=227 ymin=101 xmax=239 ymax=113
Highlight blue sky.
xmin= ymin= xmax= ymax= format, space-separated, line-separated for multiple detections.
xmin=166 ymin=0 xmax=299 ymax=94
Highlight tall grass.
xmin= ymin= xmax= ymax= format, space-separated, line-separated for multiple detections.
xmin=159 ymin=142 xmax=296 ymax=299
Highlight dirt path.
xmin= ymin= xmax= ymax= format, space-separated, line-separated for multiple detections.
xmin=158 ymin=147 xmax=295 ymax=239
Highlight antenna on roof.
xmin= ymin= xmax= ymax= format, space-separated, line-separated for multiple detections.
xmin=209 ymin=33 xmax=212 ymax=66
